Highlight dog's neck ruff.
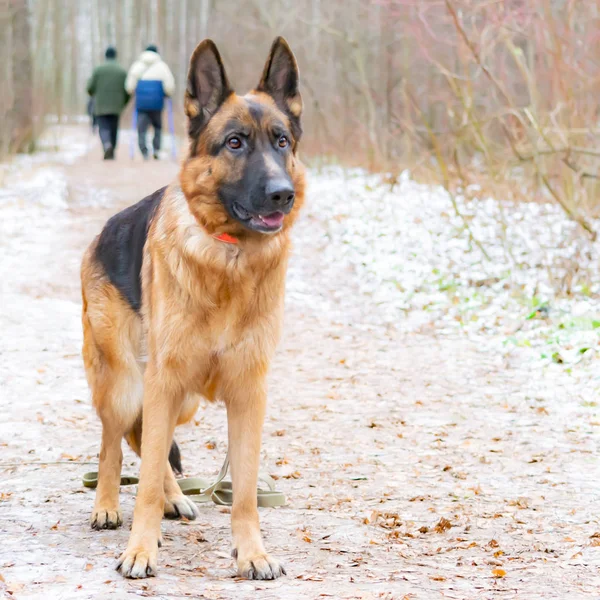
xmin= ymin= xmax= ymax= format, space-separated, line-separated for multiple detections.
xmin=212 ymin=232 xmax=239 ymax=245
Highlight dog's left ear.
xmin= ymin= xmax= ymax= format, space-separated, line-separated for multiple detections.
xmin=257 ymin=37 xmax=302 ymax=142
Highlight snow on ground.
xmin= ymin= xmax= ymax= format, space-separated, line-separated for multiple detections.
xmin=288 ymin=167 xmax=600 ymax=394
xmin=2 ymin=127 xmax=597 ymax=397
xmin=2 ymin=127 xmax=598 ymax=393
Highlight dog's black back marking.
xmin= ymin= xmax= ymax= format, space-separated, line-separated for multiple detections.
xmin=95 ymin=186 xmax=165 ymax=311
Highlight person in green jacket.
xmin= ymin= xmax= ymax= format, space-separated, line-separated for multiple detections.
xmin=87 ymin=47 xmax=130 ymax=160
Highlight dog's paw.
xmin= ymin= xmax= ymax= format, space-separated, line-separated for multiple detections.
xmin=235 ymin=551 xmax=286 ymax=580
xmin=91 ymin=507 xmax=122 ymax=530
xmin=163 ymin=494 xmax=199 ymax=520
xmin=116 ymin=544 xmax=158 ymax=579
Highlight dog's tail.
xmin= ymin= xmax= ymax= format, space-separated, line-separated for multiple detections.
xmin=125 ymin=418 xmax=183 ymax=476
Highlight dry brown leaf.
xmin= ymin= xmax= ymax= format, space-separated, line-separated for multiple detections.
xmin=372 ymin=512 xmax=402 ymax=529
xmin=508 ymin=497 xmax=529 ymax=509
xmin=60 ymin=453 xmax=81 ymax=461
xmin=296 ymin=574 xmax=324 ymax=581
xmin=364 ymin=510 xmax=380 ymax=525
xmin=492 ymin=568 xmax=506 ymax=578
xmin=431 ymin=575 xmax=446 ymax=581
xmin=488 ymin=539 xmax=499 ymax=548
xmin=50 ymin=520 xmax=60 ymax=530
xmin=434 ymin=517 xmax=452 ymax=533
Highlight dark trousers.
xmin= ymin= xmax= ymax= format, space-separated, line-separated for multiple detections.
xmin=97 ymin=114 xmax=119 ymax=151
xmin=137 ymin=110 xmax=162 ymax=156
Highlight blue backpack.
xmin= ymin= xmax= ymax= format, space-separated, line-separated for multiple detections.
xmin=135 ymin=80 xmax=165 ymax=112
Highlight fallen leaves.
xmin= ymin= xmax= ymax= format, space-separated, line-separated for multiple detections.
xmin=508 ymin=497 xmax=530 ymax=509
xmin=59 ymin=453 xmax=81 ymax=461
xmin=434 ymin=517 xmax=453 ymax=533
xmin=297 ymin=527 xmax=313 ymax=543
xmin=492 ymin=568 xmax=506 ymax=578
xmin=186 ymin=530 xmax=207 ymax=543
xmin=364 ymin=510 xmax=402 ymax=529
xmin=295 ymin=573 xmax=324 ymax=581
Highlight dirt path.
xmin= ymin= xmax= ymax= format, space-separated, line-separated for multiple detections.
xmin=1 ymin=127 xmax=599 ymax=599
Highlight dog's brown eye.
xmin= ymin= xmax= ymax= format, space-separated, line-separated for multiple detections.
xmin=278 ymin=136 xmax=289 ymax=149
xmin=227 ymin=137 xmax=242 ymax=150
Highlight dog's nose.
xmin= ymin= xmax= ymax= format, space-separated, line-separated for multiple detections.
xmin=266 ymin=180 xmax=295 ymax=205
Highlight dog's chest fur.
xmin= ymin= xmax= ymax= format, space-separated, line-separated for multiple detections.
xmin=136 ymin=186 xmax=288 ymax=394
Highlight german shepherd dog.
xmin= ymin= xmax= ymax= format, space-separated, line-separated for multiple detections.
xmin=80 ymin=37 xmax=305 ymax=580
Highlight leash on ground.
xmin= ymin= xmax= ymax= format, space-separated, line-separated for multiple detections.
xmin=81 ymin=450 xmax=286 ymax=508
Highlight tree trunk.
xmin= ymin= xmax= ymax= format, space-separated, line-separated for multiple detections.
xmin=9 ymin=0 xmax=33 ymax=153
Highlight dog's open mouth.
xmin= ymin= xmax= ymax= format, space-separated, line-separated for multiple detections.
xmin=232 ymin=202 xmax=285 ymax=233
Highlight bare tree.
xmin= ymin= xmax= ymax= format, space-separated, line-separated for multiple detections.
xmin=7 ymin=0 xmax=33 ymax=154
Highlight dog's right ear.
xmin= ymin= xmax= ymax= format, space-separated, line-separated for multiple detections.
xmin=185 ymin=40 xmax=232 ymax=139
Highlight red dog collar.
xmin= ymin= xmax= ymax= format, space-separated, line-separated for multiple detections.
xmin=213 ymin=232 xmax=239 ymax=244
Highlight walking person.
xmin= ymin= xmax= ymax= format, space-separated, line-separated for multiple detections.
xmin=125 ymin=45 xmax=175 ymax=160
xmin=87 ymin=47 xmax=129 ymax=160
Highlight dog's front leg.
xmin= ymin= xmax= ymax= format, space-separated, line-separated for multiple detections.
xmin=225 ymin=376 xmax=285 ymax=580
xmin=117 ymin=365 xmax=183 ymax=578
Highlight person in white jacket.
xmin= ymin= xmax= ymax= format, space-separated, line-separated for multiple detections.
xmin=126 ymin=45 xmax=175 ymax=159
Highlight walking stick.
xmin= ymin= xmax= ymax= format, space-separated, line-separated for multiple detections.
xmin=167 ymin=98 xmax=177 ymax=162
xmin=129 ymin=107 xmax=137 ymax=160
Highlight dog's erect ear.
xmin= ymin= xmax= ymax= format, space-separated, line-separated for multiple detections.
xmin=257 ymin=37 xmax=302 ymax=142
xmin=185 ymin=40 xmax=232 ymax=139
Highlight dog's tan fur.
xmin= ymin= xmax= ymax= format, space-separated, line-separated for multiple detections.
xmin=81 ymin=38 xmax=305 ymax=580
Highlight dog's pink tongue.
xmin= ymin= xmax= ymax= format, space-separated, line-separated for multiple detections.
xmin=260 ymin=212 xmax=284 ymax=227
